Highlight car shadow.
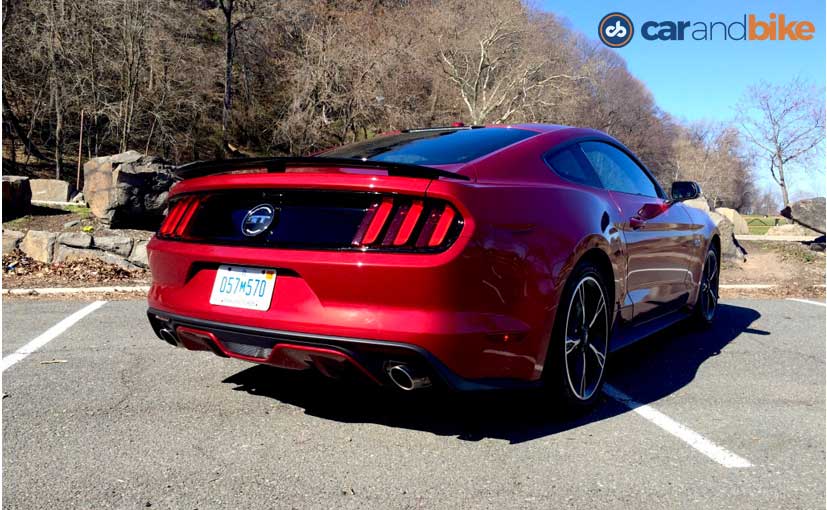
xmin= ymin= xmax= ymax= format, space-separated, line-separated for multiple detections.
xmin=222 ymin=303 xmax=765 ymax=444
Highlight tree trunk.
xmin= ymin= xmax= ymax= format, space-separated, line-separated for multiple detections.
xmin=776 ymin=158 xmax=790 ymax=208
xmin=54 ymin=83 xmax=63 ymax=179
xmin=221 ymin=1 xmax=234 ymax=154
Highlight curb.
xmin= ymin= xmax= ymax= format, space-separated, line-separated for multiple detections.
xmin=2 ymin=285 xmax=149 ymax=295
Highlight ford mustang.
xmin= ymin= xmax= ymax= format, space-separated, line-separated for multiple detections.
xmin=146 ymin=124 xmax=719 ymax=409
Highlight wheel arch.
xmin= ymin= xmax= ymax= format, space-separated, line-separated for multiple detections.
xmin=577 ymin=247 xmax=616 ymax=323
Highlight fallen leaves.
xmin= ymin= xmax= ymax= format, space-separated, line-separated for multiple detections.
xmin=2 ymin=250 xmax=149 ymax=288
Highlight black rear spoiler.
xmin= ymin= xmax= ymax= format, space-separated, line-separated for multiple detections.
xmin=173 ymin=157 xmax=471 ymax=181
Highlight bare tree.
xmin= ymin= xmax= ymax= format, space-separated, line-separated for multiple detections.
xmin=737 ymin=77 xmax=825 ymax=207
xmin=198 ymin=0 xmax=258 ymax=154
xmin=428 ymin=0 xmax=582 ymax=124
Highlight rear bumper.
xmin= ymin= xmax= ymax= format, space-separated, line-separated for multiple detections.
xmin=147 ymin=308 xmax=539 ymax=391
xmin=147 ymin=236 xmax=547 ymax=382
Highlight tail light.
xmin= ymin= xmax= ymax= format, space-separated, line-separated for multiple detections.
xmin=158 ymin=195 xmax=202 ymax=239
xmin=352 ymin=196 xmax=463 ymax=251
xmin=157 ymin=191 xmax=464 ymax=253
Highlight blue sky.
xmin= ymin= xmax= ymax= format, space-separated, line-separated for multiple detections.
xmin=538 ymin=0 xmax=826 ymax=199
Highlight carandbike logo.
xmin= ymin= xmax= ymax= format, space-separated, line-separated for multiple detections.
xmin=599 ymin=12 xmax=634 ymax=48
xmin=599 ymin=12 xmax=816 ymax=47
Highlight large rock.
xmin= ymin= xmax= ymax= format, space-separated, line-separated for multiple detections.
xmin=93 ymin=232 xmax=134 ymax=256
xmin=2 ymin=175 xmax=31 ymax=220
xmin=128 ymin=240 xmax=149 ymax=268
xmin=19 ymin=230 xmax=57 ymax=263
xmin=30 ymin=178 xmax=75 ymax=202
xmin=57 ymin=231 xmax=93 ymax=248
xmin=765 ymin=223 xmax=821 ymax=237
xmin=684 ymin=198 xmax=746 ymax=262
xmin=3 ymin=229 xmax=26 ymax=252
xmin=707 ymin=212 xmax=747 ymax=262
xmin=714 ymin=207 xmax=749 ymax=235
xmin=53 ymin=245 xmax=138 ymax=271
xmin=781 ymin=197 xmax=825 ymax=234
xmin=83 ymin=151 xmax=174 ymax=227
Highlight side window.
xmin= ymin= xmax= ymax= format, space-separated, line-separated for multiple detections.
xmin=544 ymin=148 xmax=601 ymax=188
xmin=580 ymin=142 xmax=661 ymax=198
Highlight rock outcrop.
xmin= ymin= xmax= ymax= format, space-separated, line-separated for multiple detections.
xmin=714 ymin=207 xmax=749 ymax=235
xmin=781 ymin=197 xmax=826 ymax=234
xmin=83 ymin=151 xmax=175 ymax=227
xmin=684 ymin=195 xmax=747 ymax=262
xmin=30 ymin=179 xmax=75 ymax=202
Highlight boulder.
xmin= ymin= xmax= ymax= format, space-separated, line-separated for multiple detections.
xmin=765 ymin=223 xmax=821 ymax=237
xmin=2 ymin=175 xmax=31 ymax=220
xmin=30 ymin=178 xmax=74 ymax=202
xmin=714 ymin=207 xmax=749 ymax=235
xmin=53 ymin=245 xmax=138 ymax=271
xmin=19 ymin=230 xmax=57 ymax=263
xmin=3 ymin=229 xmax=26 ymax=253
xmin=83 ymin=151 xmax=175 ymax=227
xmin=57 ymin=232 xmax=93 ymax=249
xmin=706 ymin=211 xmax=747 ymax=262
xmin=781 ymin=197 xmax=825 ymax=234
xmin=93 ymin=232 xmax=134 ymax=256
xmin=685 ymin=198 xmax=746 ymax=262
xmin=128 ymin=240 xmax=149 ymax=268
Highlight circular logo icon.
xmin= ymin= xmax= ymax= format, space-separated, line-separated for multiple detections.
xmin=599 ymin=12 xmax=633 ymax=48
xmin=241 ymin=204 xmax=277 ymax=237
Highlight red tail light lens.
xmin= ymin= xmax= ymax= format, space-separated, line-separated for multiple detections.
xmin=392 ymin=200 xmax=424 ymax=245
xmin=352 ymin=196 xmax=462 ymax=251
xmin=357 ymin=197 xmax=394 ymax=246
xmin=158 ymin=195 xmax=202 ymax=239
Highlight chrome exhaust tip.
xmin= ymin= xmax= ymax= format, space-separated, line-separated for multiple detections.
xmin=386 ymin=364 xmax=431 ymax=391
xmin=159 ymin=328 xmax=179 ymax=347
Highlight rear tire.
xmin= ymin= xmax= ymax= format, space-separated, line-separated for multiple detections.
xmin=543 ymin=261 xmax=611 ymax=412
xmin=691 ymin=245 xmax=720 ymax=328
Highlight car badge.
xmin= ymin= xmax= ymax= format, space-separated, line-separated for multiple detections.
xmin=241 ymin=204 xmax=277 ymax=237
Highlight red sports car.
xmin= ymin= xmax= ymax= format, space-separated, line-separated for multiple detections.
xmin=146 ymin=124 xmax=719 ymax=409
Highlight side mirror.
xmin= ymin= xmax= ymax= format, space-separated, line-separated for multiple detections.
xmin=671 ymin=181 xmax=701 ymax=202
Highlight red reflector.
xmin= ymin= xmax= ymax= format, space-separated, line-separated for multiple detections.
xmin=393 ymin=200 xmax=423 ymax=245
xmin=173 ymin=197 xmax=201 ymax=237
xmin=428 ymin=206 xmax=456 ymax=246
xmin=361 ymin=197 xmax=393 ymax=245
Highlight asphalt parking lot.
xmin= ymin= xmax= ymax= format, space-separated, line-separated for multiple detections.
xmin=2 ymin=297 xmax=825 ymax=509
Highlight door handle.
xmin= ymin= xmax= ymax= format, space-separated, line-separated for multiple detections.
xmin=629 ymin=216 xmax=646 ymax=229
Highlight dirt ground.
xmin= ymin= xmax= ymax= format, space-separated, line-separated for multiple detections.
xmin=720 ymin=240 xmax=825 ymax=299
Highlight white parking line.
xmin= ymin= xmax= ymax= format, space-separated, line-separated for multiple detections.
xmin=1 ymin=301 xmax=107 ymax=372
xmin=786 ymin=298 xmax=826 ymax=307
xmin=603 ymin=383 xmax=753 ymax=468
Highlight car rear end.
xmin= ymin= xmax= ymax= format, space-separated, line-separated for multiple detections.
xmin=146 ymin=127 xmax=546 ymax=390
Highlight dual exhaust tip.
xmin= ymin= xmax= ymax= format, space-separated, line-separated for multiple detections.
xmin=386 ymin=363 xmax=431 ymax=391
xmin=159 ymin=328 xmax=179 ymax=347
xmin=161 ymin=325 xmax=430 ymax=391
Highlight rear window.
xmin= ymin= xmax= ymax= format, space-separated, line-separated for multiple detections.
xmin=321 ymin=128 xmax=537 ymax=165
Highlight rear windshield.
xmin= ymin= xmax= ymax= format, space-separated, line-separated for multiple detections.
xmin=321 ymin=127 xmax=537 ymax=165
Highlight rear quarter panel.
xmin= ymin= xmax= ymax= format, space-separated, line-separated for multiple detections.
xmin=427 ymin=131 xmax=626 ymax=377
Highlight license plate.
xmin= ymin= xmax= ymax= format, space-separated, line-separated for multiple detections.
xmin=209 ymin=265 xmax=276 ymax=311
